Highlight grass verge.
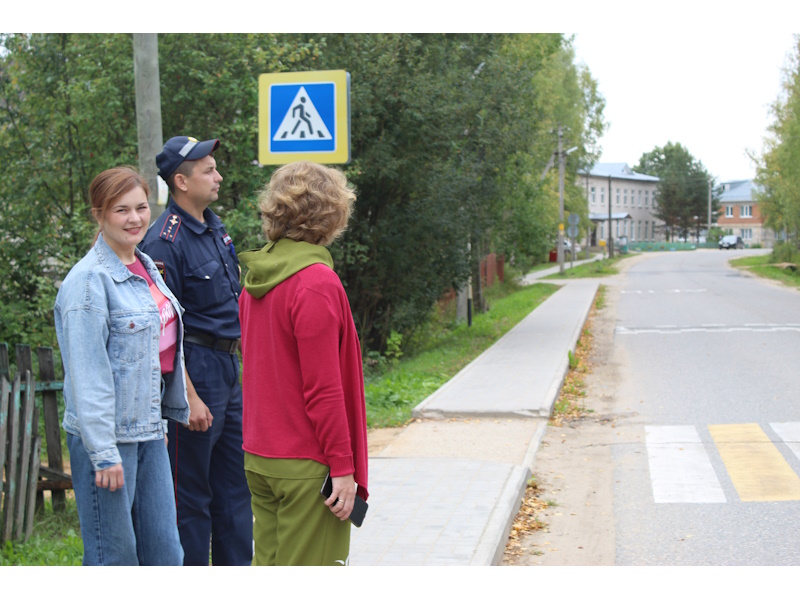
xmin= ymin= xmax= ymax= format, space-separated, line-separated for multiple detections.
xmin=542 ymin=254 xmax=634 ymax=280
xmin=0 ymin=497 xmax=82 ymax=565
xmin=730 ymin=253 xmax=800 ymax=289
xmin=364 ymin=279 xmax=559 ymax=428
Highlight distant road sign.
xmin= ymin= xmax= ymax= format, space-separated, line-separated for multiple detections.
xmin=259 ymin=70 xmax=350 ymax=165
xmin=567 ymin=225 xmax=579 ymax=238
xmin=568 ymin=214 xmax=580 ymax=225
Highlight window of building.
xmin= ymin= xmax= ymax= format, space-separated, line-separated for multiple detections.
xmin=637 ymin=221 xmax=641 ymax=240
xmin=590 ymin=187 xmax=596 ymax=205
xmin=600 ymin=188 xmax=605 ymax=205
xmin=616 ymin=189 xmax=620 ymax=205
xmin=725 ymin=206 xmax=733 ymax=218
xmin=624 ymin=189 xmax=628 ymax=205
xmin=638 ymin=190 xmax=642 ymax=207
xmin=644 ymin=221 xmax=649 ymax=240
xmin=645 ymin=190 xmax=649 ymax=207
xmin=616 ymin=221 xmax=620 ymax=236
xmin=742 ymin=229 xmax=752 ymax=240
xmin=741 ymin=205 xmax=752 ymax=217
xmin=600 ymin=223 xmax=605 ymax=239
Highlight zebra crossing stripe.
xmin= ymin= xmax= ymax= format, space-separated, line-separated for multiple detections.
xmin=708 ymin=423 xmax=800 ymax=502
xmin=645 ymin=425 xmax=726 ymax=503
xmin=769 ymin=422 xmax=800 ymax=463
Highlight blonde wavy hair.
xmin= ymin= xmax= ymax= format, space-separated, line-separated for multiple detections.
xmin=258 ymin=161 xmax=356 ymax=246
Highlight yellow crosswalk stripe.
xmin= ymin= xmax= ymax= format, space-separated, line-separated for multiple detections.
xmin=709 ymin=423 xmax=800 ymax=502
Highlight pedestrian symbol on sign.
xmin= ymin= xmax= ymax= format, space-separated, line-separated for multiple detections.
xmin=273 ymin=86 xmax=332 ymax=142
xmin=259 ymin=70 xmax=350 ymax=164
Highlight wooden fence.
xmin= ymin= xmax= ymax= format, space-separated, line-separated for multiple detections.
xmin=1 ymin=343 xmax=70 ymax=544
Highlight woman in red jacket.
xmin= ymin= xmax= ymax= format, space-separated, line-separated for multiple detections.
xmin=238 ymin=161 xmax=367 ymax=566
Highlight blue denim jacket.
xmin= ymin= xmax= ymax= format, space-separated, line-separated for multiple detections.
xmin=54 ymin=233 xmax=190 ymax=470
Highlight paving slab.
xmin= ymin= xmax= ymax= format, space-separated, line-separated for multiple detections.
xmin=377 ymin=418 xmax=544 ymax=464
xmin=353 ymin=272 xmax=600 ymax=565
xmin=350 ymin=456 xmax=532 ymax=566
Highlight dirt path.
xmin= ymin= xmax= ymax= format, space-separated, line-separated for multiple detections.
xmin=503 ymin=257 xmax=646 ymax=566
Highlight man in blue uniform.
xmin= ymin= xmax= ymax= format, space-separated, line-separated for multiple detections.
xmin=140 ymin=136 xmax=252 ymax=565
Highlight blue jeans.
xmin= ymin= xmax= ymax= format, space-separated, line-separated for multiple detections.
xmin=68 ymin=433 xmax=183 ymax=566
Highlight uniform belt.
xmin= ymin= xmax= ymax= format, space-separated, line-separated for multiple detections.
xmin=184 ymin=333 xmax=240 ymax=354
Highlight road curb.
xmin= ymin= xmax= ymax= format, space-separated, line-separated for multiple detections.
xmin=471 ymin=420 xmax=548 ymax=565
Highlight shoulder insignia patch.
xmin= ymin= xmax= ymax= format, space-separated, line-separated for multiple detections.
xmin=160 ymin=214 xmax=182 ymax=243
xmin=154 ymin=260 xmax=166 ymax=284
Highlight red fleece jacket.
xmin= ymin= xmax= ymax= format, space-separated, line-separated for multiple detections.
xmin=239 ymin=263 xmax=368 ymax=500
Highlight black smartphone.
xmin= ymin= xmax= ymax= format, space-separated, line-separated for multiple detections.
xmin=320 ymin=472 xmax=368 ymax=528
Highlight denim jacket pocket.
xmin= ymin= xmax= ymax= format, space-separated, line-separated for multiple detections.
xmin=109 ymin=314 xmax=152 ymax=365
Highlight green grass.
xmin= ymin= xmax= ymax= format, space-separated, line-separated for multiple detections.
xmin=0 ymin=497 xmax=83 ymax=565
xmin=364 ymin=280 xmax=559 ymax=428
xmin=730 ymin=253 xmax=800 ymax=289
xmin=542 ymin=253 xmax=634 ymax=280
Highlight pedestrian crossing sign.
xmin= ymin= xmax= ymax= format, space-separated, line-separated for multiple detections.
xmin=258 ymin=70 xmax=351 ymax=165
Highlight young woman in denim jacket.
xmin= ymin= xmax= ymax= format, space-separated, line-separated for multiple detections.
xmin=54 ymin=166 xmax=190 ymax=565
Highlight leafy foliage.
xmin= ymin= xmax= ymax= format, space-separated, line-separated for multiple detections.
xmin=635 ymin=142 xmax=718 ymax=241
xmin=0 ymin=33 xmax=605 ymax=355
xmin=755 ymin=36 xmax=800 ymax=243
xmin=296 ymin=34 xmax=605 ymax=348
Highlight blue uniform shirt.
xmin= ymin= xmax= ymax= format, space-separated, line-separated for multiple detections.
xmin=140 ymin=198 xmax=241 ymax=340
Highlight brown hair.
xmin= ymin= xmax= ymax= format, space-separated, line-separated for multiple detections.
xmin=258 ymin=161 xmax=356 ymax=246
xmin=165 ymin=160 xmax=197 ymax=195
xmin=89 ymin=166 xmax=150 ymax=242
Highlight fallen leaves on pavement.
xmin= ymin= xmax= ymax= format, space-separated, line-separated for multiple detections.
xmin=503 ymin=477 xmax=549 ymax=561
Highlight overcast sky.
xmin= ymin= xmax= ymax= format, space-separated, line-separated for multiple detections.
xmin=571 ymin=30 xmax=797 ymax=183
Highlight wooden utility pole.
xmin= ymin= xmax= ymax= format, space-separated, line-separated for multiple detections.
xmin=133 ymin=34 xmax=164 ymax=217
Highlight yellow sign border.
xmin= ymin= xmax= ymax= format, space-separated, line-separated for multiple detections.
xmin=258 ymin=70 xmax=350 ymax=165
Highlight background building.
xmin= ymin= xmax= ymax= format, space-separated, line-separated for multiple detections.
xmin=717 ymin=179 xmax=776 ymax=247
xmin=578 ymin=163 xmax=664 ymax=247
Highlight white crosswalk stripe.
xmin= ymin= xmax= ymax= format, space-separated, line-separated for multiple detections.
xmin=770 ymin=422 xmax=800 ymax=462
xmin=645 ymin=425 xmax=726 ymax=503
xmin=644 ymin=422 xmax=800 ymax=503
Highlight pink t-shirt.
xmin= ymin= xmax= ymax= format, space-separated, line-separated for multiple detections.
xmin=127 ymin=257 xmax=178 ymax=374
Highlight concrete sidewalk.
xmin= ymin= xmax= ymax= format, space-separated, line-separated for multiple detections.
xmin=350 ymin=262 xmax=601 ymax=565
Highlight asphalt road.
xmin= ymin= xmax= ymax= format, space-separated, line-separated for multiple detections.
xmin=609 ymin=249 xmax=800 ymax=565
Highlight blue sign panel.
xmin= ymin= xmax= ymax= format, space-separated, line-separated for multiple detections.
xmin=259 ymin=70 xmax=350 ymax=165
xmin=269 ymin=82 xmax=336 ymax=153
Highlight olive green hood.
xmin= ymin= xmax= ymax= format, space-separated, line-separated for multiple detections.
xmin=238 ymin=238 xmax=334 ymax=299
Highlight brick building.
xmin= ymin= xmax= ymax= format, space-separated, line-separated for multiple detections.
xmin=717 ymin=180 xmax=776 ymax=247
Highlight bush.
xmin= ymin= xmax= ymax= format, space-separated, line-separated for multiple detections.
xmin=772 ymin=242 xmax=800 ymax=263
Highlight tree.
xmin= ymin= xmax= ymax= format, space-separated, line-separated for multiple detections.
xmin=635 ymin=142 xmax=717 ymax=241
xmin=0 ymin=33 xmax=319 ymax=350
xmin=0 ymin=33 xmax=605 ymax=355
xmin=0 ymin=33 xmax=137 ymax=349
xmin=295 ymin=33 xmax=605 ymax=348
xmin=755 ymin=36 xmax=800 ymax=244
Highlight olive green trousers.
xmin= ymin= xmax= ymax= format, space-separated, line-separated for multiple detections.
xmin=244 ymin=454 xmax=351 ymax=566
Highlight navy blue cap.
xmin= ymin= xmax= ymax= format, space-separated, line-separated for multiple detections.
xmin=157 ymin=136 xmax=220 ymax=180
